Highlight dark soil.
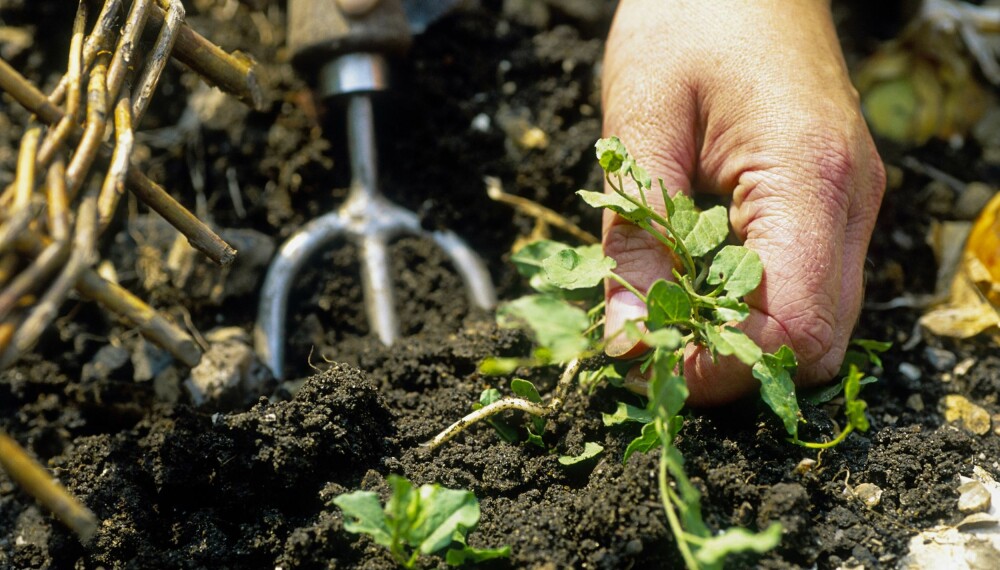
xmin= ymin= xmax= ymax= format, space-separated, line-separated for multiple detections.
xmin=3 ymin=2 xmax=1000 ymax=569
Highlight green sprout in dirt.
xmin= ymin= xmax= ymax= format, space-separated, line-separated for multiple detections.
xmin=333 ymin=475 xmax=510 ymax=568
xmin=424 ymin=137 xmax=878 ymax=568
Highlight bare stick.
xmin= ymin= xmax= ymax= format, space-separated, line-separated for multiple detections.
xmin=98 ymin=90 xmax=134 ymax=230
xmin=0 ymin=57 xmax=237 ymax=265
xmin=65 ymin=56 xmax=109 ymax=198
xmin=76 ymin=269 xmax=202 ymax=367
xmin=0 ymin=431 xmax=99 ymax=544
xmin=0 ymin=127 xmax=42 ymax=255
xmin=106 ymin=0 xmax=152 ymax=103
xmin=9 ymin=225 xmax=203 ymax=368
xmin=0 ymin=194 xmax=97 ymax=368
xmin=486 ymin=176 xmax=599 ymax=245
xmin=38 ymin=0 xmax=87 ymax=167
xmin=49 ymin=0 xmax=123 ymax=106
xmin=47 ymin=157 xmax=71 ymax=243
xmin=131 ymin=0 xmax=184 ymax=124
xmin=146 ymin=1 xmax=264 ymax=110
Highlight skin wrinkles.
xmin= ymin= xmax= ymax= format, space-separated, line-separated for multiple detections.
xmin=601 ymin=0 xmax=886 ymax=405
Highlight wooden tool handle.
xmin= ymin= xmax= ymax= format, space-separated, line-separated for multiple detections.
xmin=287 ymin=0 xmax=412 ymax=71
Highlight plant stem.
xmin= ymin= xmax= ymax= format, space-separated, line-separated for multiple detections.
xmin=608 ymin=273 xmax=646 ymax=304
xmin=658 ymin=427 xmax=700 ymax=570
xmin=793 ymin=425 xmax=854 ymax=449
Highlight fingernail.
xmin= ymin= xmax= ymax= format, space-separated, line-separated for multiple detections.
xmin=605 ymin=290 xmax=647 ymax=357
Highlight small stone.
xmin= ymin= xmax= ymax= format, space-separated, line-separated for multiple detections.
xmin=82 ymin=344 xmax=130 ymax=382
xmin=906 ymin=393 xmax=925 ymax=412
xmin=942 ymin=394 xmax=992 ymax=435
xmin=956 ymin=513 xmax=999 ymax=531
xmin=853 ymin=483 xmax=884 ymax=509
xmin=954 ymin=357 xmax=977 ymax=377
xmin=898 ymin=362 xmax=922 ymax=383
xmin=794 ymin=458 xmax=817 ymax=476
xmin=955 ymin=182 xmax=996 ymax=220
xmin=993 ymin=414 xmax=1000 ymax=436
xmin=923 ymin=346 xmax=957 ymax=372
xmin=470 ymin=113 xmax=491 ymax=133
xmin=184 ymin=327 xmax=274 ymax=410
xmin=957 ymin=480 xmax=992 ymax=514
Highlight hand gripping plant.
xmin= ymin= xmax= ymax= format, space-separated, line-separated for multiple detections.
xmin=425 ymin=137 xmax=877 ymax=568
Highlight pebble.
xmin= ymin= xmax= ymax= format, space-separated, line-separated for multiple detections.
xmin=898 ymin=362 xmax=922 ymax=384
xmin=906 ymin=393 xmax=925 ymax=412
xmin=955 ymin=182 xmax=996 ymax=220
xmin=923 ymin=346 xmax=957 ymax=372
xmin=954 ymin=357 xmax=977 ymax=377
xmin=941 ymin=394 xmax=992 ymax=435
xmin=993 ymin=414 xmax=1000 ymax=437
xmin=958 ymin=480 xmax=992 ymax=514
xmin=794 ymin=458 xmax=817 ymax=476
xmin=956 ymin=513 xmax=999 ymax=531
xmin=853 ymin=483 xmax=884 ymax=509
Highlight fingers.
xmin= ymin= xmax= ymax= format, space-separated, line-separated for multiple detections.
xmin=600 ymin=0 xmax=887 ymax=405
xmin=601 ymin=3 xmax=699 ymax=357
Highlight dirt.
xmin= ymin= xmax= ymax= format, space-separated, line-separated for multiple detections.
xmin=3 ymin=1 xmax=1000 ymax=569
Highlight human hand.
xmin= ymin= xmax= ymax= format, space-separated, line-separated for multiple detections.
xmin=602 ymin=0 xmax=886 ymax=405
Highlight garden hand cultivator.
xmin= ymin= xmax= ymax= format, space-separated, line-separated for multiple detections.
xmin=254 ymin=0 xmax=495 ymax=379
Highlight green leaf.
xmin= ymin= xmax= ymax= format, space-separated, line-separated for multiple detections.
xmin=670 ymin=199 xmax=729 ymax=257
xmin=542 ymin=247 xmax=616 ymax=290
xmin=511 ymin=379 xmax=546 ymax=441
xmin=445 ymin=532 xmax=511 ymax=565
xmin=802 ymin=374 xmax=877 ymax=405
xmin=647 ymin=279 xmax=692 ymax=328
xmin=412 ymin=484 xmax=481 ymax=556
xmin=478 ymin=357 xmax=522 ymax=376
xmin=510 ymin=378 xmax=542 ymax=403
xmin=558 ymin=441 xmax=605 ymax=465
xmin=850 ymin=338 xmax=892 ymax=369
xmin=705 ymin=326 xmax=763 ymax=366
xmin=623 ymin=421 xmax=661 ymax=463
xmin=510 ymin=240 xmax=571 ymax=281
xmin=752 ymin=346 xmax=801 ymax=439
xmin=707 ymin=245 xmax=763 ymax=298
xmin=713 ymin=297 xmax=750 ymax=323
xmin=694 ymin=523 xmax=783 ymax=566
xmin=645 ymin=327 xmax=683 ymax=350
xmin=595 ymin=137 xmax=628 ymax=173
xmin=333 ymin=491 xmax=393 ymax=548
xmin=496 ymin=295 xmax=590 ymax=362
xmin=649 ymin=348 xmax=688 ymax=419
xmin=663 ymin=444 xmax=709 ymax=537
xmin=602 ymin=401 xmax=655 ymax=426
xmin=843 ymin=365 xmax=871 ymax=432
xmin=576 ymin=190 xmax=646 ymax=224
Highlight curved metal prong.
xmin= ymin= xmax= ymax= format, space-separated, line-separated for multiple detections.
xmin=254 ymin=212 xmax=348 ymax=379
xmin=359 ymin=232 xmax=398 ymax=345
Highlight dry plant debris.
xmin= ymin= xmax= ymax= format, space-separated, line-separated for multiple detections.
xmin=0 ymin=0 xmax=263 ymax=540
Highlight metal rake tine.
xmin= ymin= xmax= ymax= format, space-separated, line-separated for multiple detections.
xmin=254 ymin=212 xmax=350 ymax=379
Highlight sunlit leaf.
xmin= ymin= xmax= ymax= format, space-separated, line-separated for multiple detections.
xmin=704 ymin=326 xmax=762 ymax=366
xmin=558 ymin=441 xmax=604 ymax=465
xmin=602 ymin=401 xmax=655 ymax=426
xmin=542 ymin=247 xmax=616 ymax=290
xmin=496 ymin=295 xmax=590 ymax=362
xmin=752 ymin=346 xmax=801 ymax=439
xmin=671 ymin=199 xmax=729 ymax=257
xmin=647 ymin=279 xmax=692 ymax=327
xmin=707 ymin=245 xmax=763 ymax=298
xmin=695 ymin=523 xmax=783 ymax=567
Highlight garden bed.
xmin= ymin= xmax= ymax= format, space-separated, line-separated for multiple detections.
xmin=2 ymin=1 xmax=1000 ymax=568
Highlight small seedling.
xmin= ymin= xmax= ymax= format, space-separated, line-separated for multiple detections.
xmin=333 ymin=475 xmax=510 ymax=568
xmin=426 ymin=137 xmax=880 ymax=569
